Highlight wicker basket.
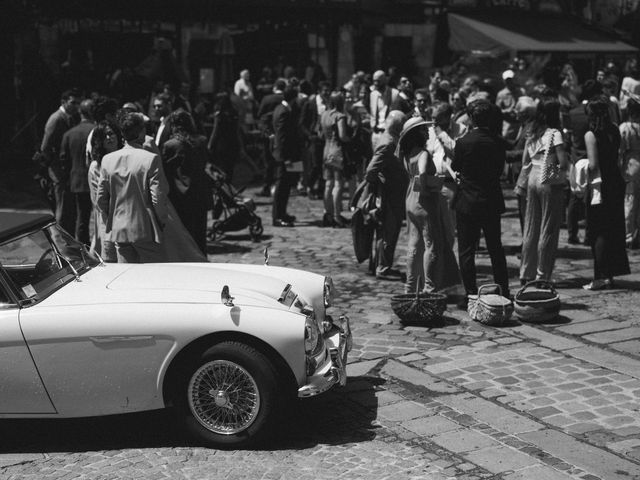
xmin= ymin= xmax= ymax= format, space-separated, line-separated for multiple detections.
xmin=468 ymin=284 xmax=514 ymax=326
xmin=390 ymin=290 xmax=447 ymax=325
xmin=514 ymin=280 xmax=560 ymax=322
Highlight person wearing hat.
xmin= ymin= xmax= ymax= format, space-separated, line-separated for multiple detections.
xmin=365 ymin=110 xmax=408 ymax=280
xmin=399 ymin=116 xmax=460 ymax=294
xmin=452 ymin=100 xmax=509 ymax=307
xmin=496 ymin=69 xmax=524 ymax=142
xmin=369 ymin=70 xmax=399 ymax=151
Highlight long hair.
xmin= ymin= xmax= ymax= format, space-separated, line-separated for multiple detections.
xmin=585 ymin=95 xmax=612 ymax=134
xmin=90 ymin=121 xmax=122 ymax=166
xmin=169 ymin=108 xmax=197 ymax=144
xmin=529 ymin=99 xmax=561 ymax=142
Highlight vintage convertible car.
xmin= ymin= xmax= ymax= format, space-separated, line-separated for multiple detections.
xmin=0 ymin=211 xmax=352 ymax=448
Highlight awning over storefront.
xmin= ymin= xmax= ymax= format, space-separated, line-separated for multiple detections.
xmin=448 ymin=12 xmax=638 ymax=56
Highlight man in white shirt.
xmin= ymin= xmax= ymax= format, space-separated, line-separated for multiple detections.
xmin=369 ymin=70 xmax=399 ymax=150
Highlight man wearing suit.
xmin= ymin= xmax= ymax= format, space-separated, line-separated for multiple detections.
xmin=39 ymin=88 xmax=81 ymax=228
xmin=365 ymin=110 xmax=408 ymax=280
xmin=152 ymin=93 xmax=173 ymax=150
xmin=59 ymin=99 xmax=95 ymax=244
xmin=452 ymin=100 xmax=509 ymax=307
xmin=256 ymin=78 xmax=287 ymax=196
xmin=271 ymin=86 xmax=300 ymax=226
xmin=97 ymin=112 xmax=168 ymax=263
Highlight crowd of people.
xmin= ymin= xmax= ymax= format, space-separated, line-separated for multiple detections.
xmin=34 ymin=56 xmax=640 ymax=306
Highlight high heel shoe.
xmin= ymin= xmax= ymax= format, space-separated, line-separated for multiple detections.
xmin=582 ymin=278 xmax=612 ymax=291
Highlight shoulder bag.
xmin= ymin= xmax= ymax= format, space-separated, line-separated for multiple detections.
xmin=540 ymin=129 xmax=563 ymax=185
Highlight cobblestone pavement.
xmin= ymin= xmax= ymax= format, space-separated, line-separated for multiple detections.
xmin=4 ymin=179 xmax=640 ymax=479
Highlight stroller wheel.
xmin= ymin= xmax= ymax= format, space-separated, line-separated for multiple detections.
xmin=249 ymin=218 xmax=263 ymax=242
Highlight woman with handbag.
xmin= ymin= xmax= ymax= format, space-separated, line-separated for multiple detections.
xmin=583 ymin=97 xmax=630 ymax=290
xmin=320 ymin=91 xmax=350 ymax=227
xmin=399 ymin=117 xmax=460 ymax=294
xmin=519 ymin=99 xmax=568 ymax=284
xmin=620 ymin=97 xmax=640 ymax=248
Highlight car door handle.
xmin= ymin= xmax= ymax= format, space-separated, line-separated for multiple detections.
xmin=89 ymin=336 xmax=154 ymax=343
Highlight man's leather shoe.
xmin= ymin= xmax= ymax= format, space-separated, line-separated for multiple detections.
xmin=273 ymin=218 xmax=294 ymax=227
xmin=282 ymin=214 xmax=297 ymax=223
xmin=376 ymin=268 xmax=405 ymax=281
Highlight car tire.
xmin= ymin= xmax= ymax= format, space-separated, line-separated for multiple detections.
xmin=177 ymin=341 xmax=280 ymax=449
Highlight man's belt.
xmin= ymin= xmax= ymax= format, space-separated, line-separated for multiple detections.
xmin=372 ymin=127 xmax=385 ymax=134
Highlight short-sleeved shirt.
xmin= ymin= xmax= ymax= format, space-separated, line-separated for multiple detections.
xmin=527 ymin=128 xmax=563 ymax=166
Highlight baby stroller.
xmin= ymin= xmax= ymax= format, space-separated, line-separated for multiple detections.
xmin=206 ymin=166 xmax=263 ymax=242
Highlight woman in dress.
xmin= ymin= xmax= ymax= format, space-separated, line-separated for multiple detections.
xmin=583 ymin=96 xmax=630 ymax=290
xmin=163 ymin=109 xmax=211 ymax=255
xmin=620 ymin=97 xmax=640 ymax=248
xmin=399 ymin=117 xmax=460 ymax=294
xmin=320 ymin=91 xmax=350 ymax=227
xmin=519 ymin=99 xmax=568 ymax=284
xmin=88 ymin=121 xmax=121 ymax=262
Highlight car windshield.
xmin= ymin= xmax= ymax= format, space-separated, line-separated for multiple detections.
xmin=0 ymin=224 xmax=100 ymax=302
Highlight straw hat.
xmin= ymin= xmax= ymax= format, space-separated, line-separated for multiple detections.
xmin=397 ymin=116 xmax=432 ymax=153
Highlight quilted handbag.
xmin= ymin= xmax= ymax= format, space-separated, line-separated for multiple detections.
xmin=468 ymin=284 xmax=514 ymax=326
xmin=514 ymin=280 xmax=560 ymax=323
xmin=540 ymin=129 xmax=563 ymax=185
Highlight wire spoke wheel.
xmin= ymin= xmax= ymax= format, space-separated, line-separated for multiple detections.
xmin=188 ymin=360 xmax=260 ymax=435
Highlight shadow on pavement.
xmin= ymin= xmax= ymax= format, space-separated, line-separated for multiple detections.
xmin=0 ymin=377 xmax=382 ymax=453
xmin=0 ymin=410 xmax=190 ymax=453
xmin=266 ymin=375 xmax=383 ymax=450
xmin=555 ymin=247 xmax=592 ymax=260
xmin=206 ymin=242 xmax=254 ymax=255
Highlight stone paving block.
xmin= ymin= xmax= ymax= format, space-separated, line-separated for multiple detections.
xmin=557 ymin=319 xmax=633 ymax=336
xmin=519 ymin=428 xmax=640 ymax=480
xmin=430 ymin=429 xmax=501 ymax=453
xmin=347 ymin=359 xmax=384 ymax=378
xmin=503 ymin=465 xmax=576 ymax=480
xmin=583 ymin=327 xmax=640 ymax=344
xmin=382 ymin=360 xmax=460 ymax=394
xmin=551 ymin=309 xmax=601 ymax=324
xmin=610 ymin=340 xmax=640 ymax=355
xmin=438 ymin=393 xmax=543 ymax=434
xmin=0 ymin=453 xmax=46 ymax=468
xmin=564 ymin=345 xmax=640 ymax=379
xmin=464 ymin=445 xmax=539 ymax=473
xmin=516 ymin=325 xmax=584 ymax=351
xmin=566 ymin=422 xmax=602 ymax=434
xmin=607 ymin=438 xmax=640 ymax=454
xmin=401 ymin=415 xmax=460 ymax=437
xmin=377 ymin=400 xmax=435 ymax=422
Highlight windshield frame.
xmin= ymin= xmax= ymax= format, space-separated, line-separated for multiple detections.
xmin=0 ymin=221 xmax=99 ymax=307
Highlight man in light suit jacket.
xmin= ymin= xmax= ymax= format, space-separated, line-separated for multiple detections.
xmin=96 ymin=112 xmax=168 ymax=263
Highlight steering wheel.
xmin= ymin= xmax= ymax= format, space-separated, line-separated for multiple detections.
xmin=34 ymin=248 xmax=58 ymax=276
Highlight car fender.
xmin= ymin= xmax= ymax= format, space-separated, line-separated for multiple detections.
xmin=19 ymin=302 xmax=306 ymax=417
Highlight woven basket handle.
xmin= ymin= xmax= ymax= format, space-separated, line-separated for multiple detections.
xmin=477 ymin=283 xmax=505 ymax=317
xmin=477 ymin=283 xmax=502 ymax=298
xmin=516 ymin=280 xmax=557 ymax=298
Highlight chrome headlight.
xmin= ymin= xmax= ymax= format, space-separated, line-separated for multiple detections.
xmin=323 ymin=277 xmax=334 ymax=308
xmin=304 ymin=315 xmax=323 ymax=356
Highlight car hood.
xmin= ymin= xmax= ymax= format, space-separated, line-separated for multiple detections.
xmin=40 ymin=263 xmax=295 ymax=311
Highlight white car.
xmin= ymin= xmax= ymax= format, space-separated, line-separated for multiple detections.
xmin=0 ymin=211 xmax=351 ymax=448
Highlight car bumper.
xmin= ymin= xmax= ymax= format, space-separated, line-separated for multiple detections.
xmin=297 ymin=314 xmax=352 ymax=398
